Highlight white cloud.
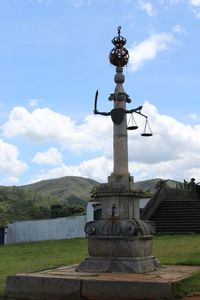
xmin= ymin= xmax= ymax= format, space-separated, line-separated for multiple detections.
xmin=0 ymin=139 xmax=27 ymax=176
xmin=29 ymin=156 xmax=112 ymax=183
xmin=29 ymin=0 xmax=52 ymax=5
xmin=160 ymin=0 xmax=183 ymax=7
xmin=188 ymin=113 xmax=198 ymax=121
xmin=127 ymin=101 xmax=200 ymax=181
xmin=160 ymin=0 xmax=200 ymax=17
xmin=173 ymin=24 xmax=186 ymax=34
xmin=2 ymin=106 xmax=112 ymax=153
xmin=190 ymin=0 xmax=200 ymax=6
xmin=29 ymin=98 xmax=42 ymax=108
xmin=192 ymin=8 xmax=200 ymax=17
xmin=0 ymin=176 xmax=20 ymax=186
xmin=128 ymin=32 xmax=175 ymax=72
xmin=3 ymin=103 xmax=200 ymax=184
xmin=31 ymin=147 xmax=63 ymax=165
xmin=189 ymin=0 xmax=200 ymax=17
xmin=138 ymin=0 xmax=156 ymax=16
xmin=70 ymin=0 xmax=92 ymax=8
xmin=128 ymin=101 xmax=200 ymax=162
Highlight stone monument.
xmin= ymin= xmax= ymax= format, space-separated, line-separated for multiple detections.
xmin=77 ymin=27 xmax=160 ymax=273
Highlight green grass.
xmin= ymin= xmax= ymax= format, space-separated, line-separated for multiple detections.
xmin=1 ymin=235 xmax=200 ymax=299
xmin=0 ymin=238 xmax=87 ymax=297
xmin=153 ymin=234 xmax=200 ymax=299
xmin=153 ymin=234 xmax=200 ymax=265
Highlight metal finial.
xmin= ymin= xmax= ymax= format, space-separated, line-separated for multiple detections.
xmin=117 ymin=26 xmax=121 ymax=36
xmin=109 ymin=27 xmax=129 ymax=67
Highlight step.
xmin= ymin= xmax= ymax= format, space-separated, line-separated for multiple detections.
xmin=159 ymin=202 xmax=200 ymax=205
xmin=153 ymin=216 xmax=200 ymax=218
xmin=155 ymin=206 xmax=200 ymax=209
xmin=154 ymin=225 xmax=200 ymax=228
xmin=154 ymin=220 xmax=200 ymax=222
xmin=152 ymin=216 xmax=200 ymax=219
xmin=156 ymin=227 xmax=200 ymax=232
xmin=153 ymin=212 xmax=200 ymax=214
xmin=158 ymin=204 xmax=200 ymax=207
xmin=162 ymin=200 xmax=200 ymax=202
xmin=153 ymin=221 xmax=200 ymax=225
xmin=155 ymin=227 xmax=200 ymax=230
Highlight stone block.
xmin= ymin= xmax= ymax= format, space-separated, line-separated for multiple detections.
xmin=82 ymin=279 xmax=171 ymax=300
xmin=4 ymin=265 xmax=200 ymax=300
xmin=5 ymin=274 xmax=81 ymax=300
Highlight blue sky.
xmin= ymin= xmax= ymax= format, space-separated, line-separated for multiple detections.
xmin=0 ymin=0 xmax=200 ymax=185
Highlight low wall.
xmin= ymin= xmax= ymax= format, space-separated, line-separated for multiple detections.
xmin=6 ymin=215 xmax=86 ymax=244
xmin=4 ymin=200 xmax=150 ymax=245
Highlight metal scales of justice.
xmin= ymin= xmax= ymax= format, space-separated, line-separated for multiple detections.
xmin=93 ymin=26 xmax=153 ymax=137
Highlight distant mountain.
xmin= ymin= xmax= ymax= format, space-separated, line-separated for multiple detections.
xmin=23 ymin=176 xmax=99 ymax=207
xmin=0 ymin=176 xmax=99 ymax=226
xmin=134 ymin=178 xmax=181 ymax=194
xmin=0 ymin=176 xmax=183 ymax=226
xmin=23 ymin=176 xmax=181 ymax=203
xmin=133 ymin=178 xmax=162 ymax=194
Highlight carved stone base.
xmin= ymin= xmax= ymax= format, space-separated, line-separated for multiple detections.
xmin=76 ymin=256 xmax=160 ymax=273
xmin=88 ymin=235 xmax=154 ymax=257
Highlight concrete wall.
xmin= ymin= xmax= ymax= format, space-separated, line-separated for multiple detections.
xmin=140 ymin=198 xmax=151 ymax=209
xmin=6 ymin=215 xmax=86 ymax=244
xmin=5 ymin=200 xmax=149 ymax=245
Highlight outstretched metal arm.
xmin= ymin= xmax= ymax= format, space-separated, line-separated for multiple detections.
xmin=126 ymin=105 xmax=149 ymax=120
xmin=94 ymin=91 xmax=147 ymax=118
xmin=94 ymin=90 xmax=111 ymax=116
xmin=125 ymin=106 xmax=143 ymax=114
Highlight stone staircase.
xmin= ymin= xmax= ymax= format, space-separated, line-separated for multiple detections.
xmin=141 ymin=187 xmax=200 ymax=234
xmin=150 ymin=200 xmax=200 ymax=233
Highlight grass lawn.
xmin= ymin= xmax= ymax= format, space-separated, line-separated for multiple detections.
xmin=1 ymin=234 xmax=200 ymax=299
xmin=0 ymin=238 xmax=87 ymax=297
xmin=154 ymin=234 xmax=200 ymax=298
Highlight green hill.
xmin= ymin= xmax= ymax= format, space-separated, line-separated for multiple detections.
xmin=0 ymin=176 xmax=99 ymax=226
xmin=23 ymin=177 xmax=181 ymax=202
xmin=133 ymin=178 xmax=161 ymax=194
xmin=134 ymin=178 xmax=181 ymax=194
xmin=23 ymin=176 xmax=99 ymax=207
xmin=0 ymin=176 xmax=182 ymax=226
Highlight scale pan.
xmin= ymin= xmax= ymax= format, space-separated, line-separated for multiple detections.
xmin=127 ymin=126 xmax=138 ymax=130
xmin=141 ymin=133 xmax=153 ymax=137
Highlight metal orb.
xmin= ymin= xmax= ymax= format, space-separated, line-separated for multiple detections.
xmin=109 ymin=47 xmax=129 ymax=67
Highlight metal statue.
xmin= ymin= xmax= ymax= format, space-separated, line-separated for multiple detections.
xmin=93 ymin=27 xmax=152 ymax=133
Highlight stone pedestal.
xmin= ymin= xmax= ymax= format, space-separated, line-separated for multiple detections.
xmin=76 ymin=184 xmax=160 ymax=273
xmin=77 ymin=256 xmax=160 ymax=273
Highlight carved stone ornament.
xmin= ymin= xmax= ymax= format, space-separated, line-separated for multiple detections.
xmin=85 ymin=219 xmax=156 ymax=237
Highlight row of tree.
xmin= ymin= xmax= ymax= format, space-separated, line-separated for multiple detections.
xmin=0 ymin=186 xmax=86 ymax=227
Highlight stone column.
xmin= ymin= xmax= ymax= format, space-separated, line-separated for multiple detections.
xmin=113 ymin=67 xmax=128 ymax=175
xmin=108 ymin=67 xmax=133 ymax=188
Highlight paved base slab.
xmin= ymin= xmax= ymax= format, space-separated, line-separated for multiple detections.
xmin=5 ymin=265 xmax=200 ymax=300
